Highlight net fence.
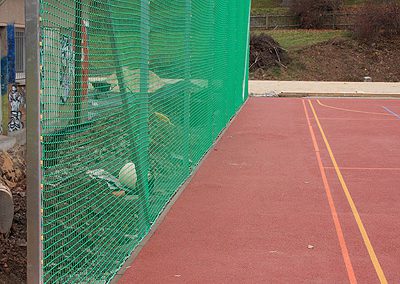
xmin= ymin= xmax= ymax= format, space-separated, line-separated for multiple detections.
xmin=38 ymin=0 xmax=250 ymax=282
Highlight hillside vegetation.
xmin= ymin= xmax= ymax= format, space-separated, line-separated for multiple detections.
xmin=251 ymin=0 xmax=364 ymax=14
xmin=250 ymin=30 xmax=400 ymax=82
xmin=250 ymin=0 xmax=400 ymax=82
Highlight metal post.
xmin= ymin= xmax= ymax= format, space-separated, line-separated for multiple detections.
xmin=223 ymin=0 xmax=229 ymax=122
xmin=232 ymin=2 xmax=238 ymax=111
xmin=139 ymin=0 xmax=151 ymax=225
xmin=183 ymin=0 xmax=191 ymax=175
xmin=206 ymin=0 xmax=214 ymax=146
xmin=266 ymin=15 xmax=269 ymax=30
xmin=333 ymin=13 xmax=336 ymax=29
xmin=209 ymin=0 xmax=216 ymax=141
xmin=243 ymin=0 xmax=252 ymax=101
xmin=74 ymin=0 xmax=82 ymax=126
xmin=26 ymin=0 xmax=43 ymax=283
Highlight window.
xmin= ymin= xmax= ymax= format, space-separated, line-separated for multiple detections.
xmin=15 ymin=30 xmax=25 ymax=79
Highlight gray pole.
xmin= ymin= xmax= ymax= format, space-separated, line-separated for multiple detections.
xmin=183 ymin=0 xmax=191 ymax=176
xmin=138 ymin=0 xmax=151 ymax=225
xmin=26 ymin=0 xmax=43 ymax=283
xmin=74 ymin=0 xmax=82 ymax=126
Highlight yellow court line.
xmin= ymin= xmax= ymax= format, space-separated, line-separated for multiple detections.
xmin=317 ymin=99 xmax=391 ymax=116
xmin=303 ymin=100 xmax=357 ymax=284
xmin=315 ymin=118 xmax=397 ymax=121
xmin=325 ymin=167 xmax=400 ymax=171
xmin=309 ymin=100 xmax=388 ymax=284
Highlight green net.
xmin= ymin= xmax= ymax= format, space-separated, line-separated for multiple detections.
xmin=38 ymin=0 xmax=250 ymax=282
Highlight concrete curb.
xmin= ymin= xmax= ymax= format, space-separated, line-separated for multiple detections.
xmin=250 ymin=92 xmax=400 ymax=98
xmin=248 ymin=80 xmax=400 ymax=98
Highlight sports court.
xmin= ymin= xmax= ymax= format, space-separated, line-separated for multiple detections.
xmin=119 ymin=97 xmax=400 ymax=283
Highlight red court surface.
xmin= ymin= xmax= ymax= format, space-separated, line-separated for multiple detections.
xmin=119 ymin=97 xmax=400 ymax=283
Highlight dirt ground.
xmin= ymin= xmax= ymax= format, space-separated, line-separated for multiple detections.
xmin=0 ymin=146 xmax=26 ymax=284
xmin=251 ymin=37 xmax=400 ymax=82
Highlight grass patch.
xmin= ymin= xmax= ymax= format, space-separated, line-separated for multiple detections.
xmin=252 ymin=29 xmax=350 ymax=50
xmin=251 ymin=0 xmax=365 ymax=8
xmin=251 ymin=7 xmax=289 ymax=15
xmin=250 ymin=0 xmax=288 ymax=14
xmin=250 ymin=0 xmax=366 ymax=14
xmin=251 ymin=0 xmax=282 ymax=8
xmin=344 ymin=0 xmax=364 ymax=5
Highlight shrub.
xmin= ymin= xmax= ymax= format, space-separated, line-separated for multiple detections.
xmin=289 ymin=0 xmax=343 ymax=29
xmin=249 ymin=33 xmax=290 ymax=72
xmin=353 ymin=1 xmax=400 ymax=41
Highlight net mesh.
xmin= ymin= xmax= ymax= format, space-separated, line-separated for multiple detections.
xmin=39 ymin=0 xmax=250 ymax=282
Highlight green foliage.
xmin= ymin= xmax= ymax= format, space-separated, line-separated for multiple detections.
xmin=250 ymin=0 xmax=366 ymax=15
xmin=252 ymin=29 xmax=349 ymax=50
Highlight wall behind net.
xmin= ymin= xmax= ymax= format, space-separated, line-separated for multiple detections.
xmin=39 ymin=0 xmax=250 ymax=282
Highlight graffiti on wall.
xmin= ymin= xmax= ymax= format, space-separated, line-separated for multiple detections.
xmin=7 ymin=24 xmax=15 ymax=84
xmin=60 ymin=34 xmax=74 ymax=103
xmin=59 ymin=20 xmax=89 ymax=104
xmin=0 ymin=56 xmax=7 ymax=96
xmin=82 ymin=20 xmax=89 ymax=101
xmin=8 ymin=84 xmax=25 ymax=132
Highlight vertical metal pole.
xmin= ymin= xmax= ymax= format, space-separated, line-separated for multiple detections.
xmin=140 ymin=0 xmax=149 ymax=100
xmin=206 ymin=0 xmax=214 ymax=146
xmin=74 ymin=0 xmax=82 ymax=126
xmin=232 ymin=1 xmax=238 ymax=111
xmin=242 ymin=0 xmax=251 ymax=102
xmin=183 ymin=0 xmax=191 ymax=175
xmin=333 ymin=13 xmax=336 ymax=30
xmin=26 ymin=0 xmax=43 ymax=283
xmin=139 ymin=0 xmax=151 ymax=225
xmin=210 ymin=0 xmax=216 ymax=140
xmin=223 ymin=0 xmax=229 ymax=122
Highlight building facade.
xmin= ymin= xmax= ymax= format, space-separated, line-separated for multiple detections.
xmin=0 ymin=0 xmax=25 ymax=82
xmin=0 ymin=0 xmax=26 ymax=135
